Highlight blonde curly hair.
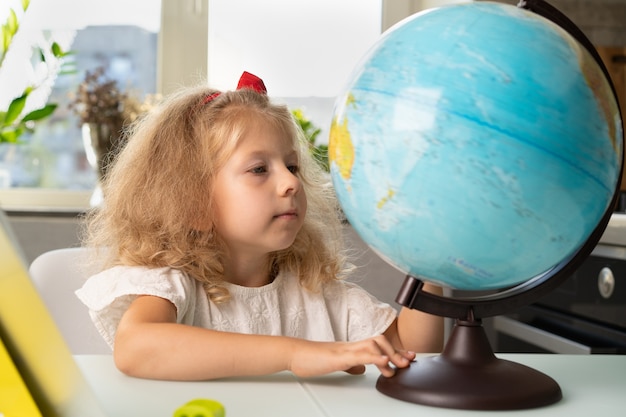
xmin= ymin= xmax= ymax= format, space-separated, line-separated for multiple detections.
xmin=82 ymin=83 xmax=350 ymax=302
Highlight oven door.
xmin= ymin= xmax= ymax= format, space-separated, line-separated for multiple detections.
xmin=494 ymin=305 xmax=626 ymax=354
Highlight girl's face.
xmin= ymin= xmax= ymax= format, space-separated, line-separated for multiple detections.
xmin=212 ymin=120 xmax=307 ymax=258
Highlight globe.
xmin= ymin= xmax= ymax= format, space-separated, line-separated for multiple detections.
xmin=329 ymin=1 xmax=622 ymax=292
xmin=328 ymin=0 xmax=624 ymax=411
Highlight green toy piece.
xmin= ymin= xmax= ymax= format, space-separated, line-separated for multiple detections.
xmin=173 ymin=398 xmax=225 ymax=417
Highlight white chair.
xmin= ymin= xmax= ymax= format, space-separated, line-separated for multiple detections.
xmin=29 ymin=247 xmax=111 ymax=354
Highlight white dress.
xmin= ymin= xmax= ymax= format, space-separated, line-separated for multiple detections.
xmin=75 ymin=266 xmax=397 ymax=349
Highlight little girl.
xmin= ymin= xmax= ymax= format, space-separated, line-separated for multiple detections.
xmin=76 ymin=71 xmax=443 ymax=381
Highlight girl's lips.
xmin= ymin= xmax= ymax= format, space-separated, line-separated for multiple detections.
xmin=274 ymin=210 xmax=297 ymax=219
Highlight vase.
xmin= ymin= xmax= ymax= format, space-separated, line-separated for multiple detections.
xmin=81 ymin=123 xmax=123 ymax=206
xmin=82 ymin=123 xmax=112 ymax=180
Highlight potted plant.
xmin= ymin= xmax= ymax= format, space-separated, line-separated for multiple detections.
xmin=291 ymin=108 xmax=328 ymax=172
xmin=0 ymin=0 xmax=72 ymax=143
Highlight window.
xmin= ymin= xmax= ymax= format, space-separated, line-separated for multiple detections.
xmin=0 ymin=0 xmax=160 ymax=209
xmin=1 ymin=0 xmax=395 ymax=210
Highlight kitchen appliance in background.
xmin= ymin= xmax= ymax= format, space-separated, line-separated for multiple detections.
xmin=495 ymin=214 xmax=626 ymax=354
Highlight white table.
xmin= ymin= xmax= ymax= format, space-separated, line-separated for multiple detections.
xmin=75 ymin=354 xmax=626 ymax=417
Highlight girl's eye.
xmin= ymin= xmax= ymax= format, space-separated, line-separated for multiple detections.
xmin=250 ymin=165 xmax=267 ymax=174
xmin=287 ymin=164 xmax=299 ymax=174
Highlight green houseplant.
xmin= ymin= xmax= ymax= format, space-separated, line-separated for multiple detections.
xmin=291 ymin=108 xmax=329 ymax=172
xmin=0 ymin=0 xmax=72 ymax=143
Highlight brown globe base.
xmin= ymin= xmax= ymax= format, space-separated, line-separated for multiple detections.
xmin=376 ymin=319 xmax=562 ymax=410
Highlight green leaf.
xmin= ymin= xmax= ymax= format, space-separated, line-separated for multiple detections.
xmin=309 ymin=127 xmax=321 ymax=143
xmin=1 ymin=26 xmax=7 ymax=53
xmin=22 ymin=0 xmax=31 ymax=12
xmin=1 ymin=10 xmax=19 ymax=54
xmin=22 ymin=104 xmax=57 ymax=122
xmin=7 ymin=9 xmax=19 ymax=34
xmin=0 ymin=128 xmax=20 ymax=143
xmin=51 ymin=41 xmax=63 ymax=58
xmin=59 ymin=67 xmax=78 ymax=76
xmin=5 ymin=93 xmax=28 ymax=124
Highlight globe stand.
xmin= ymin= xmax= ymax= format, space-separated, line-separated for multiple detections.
xmin=376 ymin=313 xmax=562 ymax=410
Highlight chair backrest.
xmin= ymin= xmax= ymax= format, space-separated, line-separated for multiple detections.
xmin=29 ymin=248 xmax=110 ymax=354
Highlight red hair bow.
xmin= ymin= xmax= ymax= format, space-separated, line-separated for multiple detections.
xmin=202 ymin=71 xmax=266 ymax=104
xmin=237 ymin=71 xmax=267 ymax=94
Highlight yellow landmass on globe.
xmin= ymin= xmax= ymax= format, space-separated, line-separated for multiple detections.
xmin=377 ymin=188 xmax=396 ymax=209
xmin=329 ymin=115 xmax=355 ymax=180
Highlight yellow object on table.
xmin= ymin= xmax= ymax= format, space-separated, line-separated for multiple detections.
xmin=173 ymin=398 xmax=225 ymax=417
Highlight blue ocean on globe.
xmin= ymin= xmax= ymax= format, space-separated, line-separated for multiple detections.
xmin=329 ymin=2 xmax=622 ymax=290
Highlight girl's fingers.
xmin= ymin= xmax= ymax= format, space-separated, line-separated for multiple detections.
xmin=340 ymin=336 xmax=417 ymax=377
xmin=388 ymin=353 xmax=410 ymax=368
xmin=374 ymin=356 xmax=396 ymax=377
xmin=371 ymin=336 xmax=413 ymax=368
xmin=398 ymin=349 xmax=417 ymax=361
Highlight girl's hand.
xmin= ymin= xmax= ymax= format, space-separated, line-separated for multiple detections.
xmin=288 ymin=335 xmax=415 ymax=378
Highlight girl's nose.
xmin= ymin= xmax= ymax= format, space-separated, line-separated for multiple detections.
xmin=278 ymin=166 xmax=301 ymax=195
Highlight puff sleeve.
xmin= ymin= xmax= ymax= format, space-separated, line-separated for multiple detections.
xmin=75 ymin=266 xmax=203 ymax=349
xmin=321 ymin=279 xmax=398 ymax=342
